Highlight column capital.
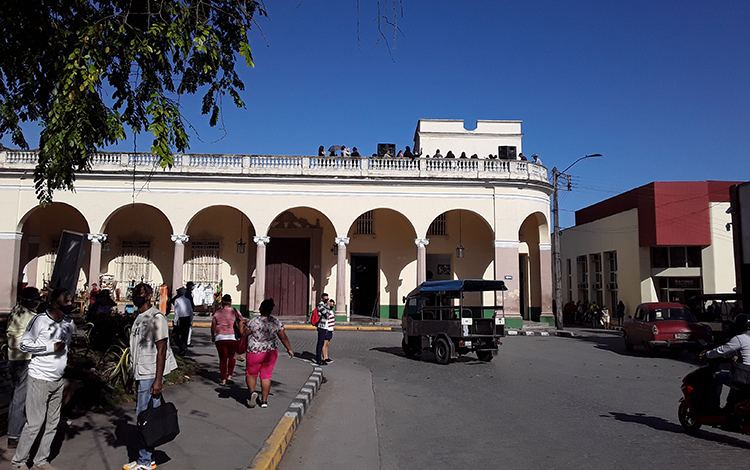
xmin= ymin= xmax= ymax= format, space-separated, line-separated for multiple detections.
xmin=493 ymin=240 xmax=519 ymax=249
xmin=335 ymin=237 xmax=350 ymax=246
xmin=253 ymin=236 xmax=271 ymax=246
xmin=87 ymin=233 xmax=108 ymax=243
xmin=0 ymin=232 xmax=23 ymax=241
xmin=414 ymin=238 xmax=430 ymax=248
xmin=539 ymin=243 xmax=552 ymax=251
xmin=171 ymin=234 xmax=190 ymax=245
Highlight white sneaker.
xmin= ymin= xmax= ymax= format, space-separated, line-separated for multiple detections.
xmin=123 ymin=461 xmax=156 ymax=470
xmin=249 ymin=391 xmax=258 ymax=408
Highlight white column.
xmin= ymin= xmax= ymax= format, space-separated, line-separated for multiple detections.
xmin=335 ymin=237 xmax=350 ymax=320
xmin=253 ymin=236 xmax=270 ymax=314
xmin=171 ymin=234 xmax=189 ymax=293
xmin=414 ymin=238 xmax=430 ymax=285
xmin=494 ymin=240 xmax=521 ymax=323
xmin=0 ymin=232 xmax=23 ymax=314
xmin=539 ymin=243 xmax=554 ymax=324
xmin=87 ymin=233 xmax=107 ymax=287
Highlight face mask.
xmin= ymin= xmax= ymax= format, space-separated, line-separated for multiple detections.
xmin=59 ymin=304 xmax=75 ymax=315
xmin=132 ymin=296 xmax=148 ymax=309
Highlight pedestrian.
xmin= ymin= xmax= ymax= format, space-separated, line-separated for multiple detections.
xmin=6 ymin=287 xmax=41 ymax=450
xmin=446 ymin=150 xmax=455 ymax=159
xmin=342 ymin=146 xmax=351 ymax=157
xmin=404 ymin=146 xmax=422 ymax=160
xmin=396 ymin=150 xmax=404 ymax=158
xmin=242 ymin=299 xmax=294 ymax=408
xmin=601 ymin=305 xmax=611 ymax=330
xmin=172 ymin=287 xmax=193 ymax=356
xmin=321 ymin=298 xmax=336 ymax=364
xmin=211 ymin=294 xmax=245 ymax=386
xmin=617 ymin=300 xmax=626 ymax=326
xmin=318 ymin=145 xmax=327 ymax=156
xmin=315 ymin=293 xmax=331 ymax=366
xmin=351 ymin=147 xmax=361 ymax=157
xmin=123 ymin=283 xmax=178 ymax=470
xmin=12 ymin=287 xmax=75 ymax=470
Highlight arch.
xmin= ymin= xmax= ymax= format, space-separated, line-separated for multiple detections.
xmin=18 ymin=202 xmax=91 ymax=290
xmin=100 ymin=203 xmax=174 ymax=293
xmin=182 ymin=205 xmax=257 ymax=313
xmin=518 ymin=211 xmax=552 ymax=323
xmin=345 ymin=208 xmax=417 ymax=319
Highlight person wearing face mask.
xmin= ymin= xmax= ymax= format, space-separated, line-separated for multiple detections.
xmin=12 ymin=287 xmax=75 ymax=470
xmin=6 ymin=287 xmax=41 ymax=450
xmin=124 ymin=283 xmax=178 ymax=470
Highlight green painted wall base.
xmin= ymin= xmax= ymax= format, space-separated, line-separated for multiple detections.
xmin=530 ymin=307 xmax=542 ymax=322
xmin=504 ymin=317 xmax=524 ymax=329
xmin=379 ymin=305 xmax=402 ymax=319
xmin=539 ymin=315 xmax=555 ymax=327
xmin=335 ymin=314 xmax=348 ymax=322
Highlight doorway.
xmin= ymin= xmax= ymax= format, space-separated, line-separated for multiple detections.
xmin=351 ymin=254 xmax=379 ymax=317
xmin=265 ymin=238 xmax=310 ymax=316
xmin=519 ymin=254 xmax=528 ymax=320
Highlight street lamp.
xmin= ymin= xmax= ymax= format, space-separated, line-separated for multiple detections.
xmin=552 ymin=154 xmax=602 ymax=330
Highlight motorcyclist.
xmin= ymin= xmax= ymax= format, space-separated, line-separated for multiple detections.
xmin=700 ymin=313 xmax=750 ymax=411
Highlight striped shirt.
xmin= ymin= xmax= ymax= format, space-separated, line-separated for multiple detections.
xmin=326 ymin=309 xmax=335 ymax=331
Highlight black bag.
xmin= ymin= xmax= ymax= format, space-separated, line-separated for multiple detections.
xmin=137 ymin=393 xmax=180 ymax=448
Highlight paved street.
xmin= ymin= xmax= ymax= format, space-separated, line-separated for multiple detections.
xmin=280 ymin=328 xmax=750 ymax=469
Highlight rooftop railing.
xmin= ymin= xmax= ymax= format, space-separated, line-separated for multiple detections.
xmin=0 ymin=150 xmax=550 ymax=184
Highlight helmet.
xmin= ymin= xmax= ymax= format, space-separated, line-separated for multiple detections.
xmin=735 ymin=313 xmax=750 ymax=332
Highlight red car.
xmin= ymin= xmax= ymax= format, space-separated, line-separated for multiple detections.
xmin=623 ymin=302 xmax=712 ymax=355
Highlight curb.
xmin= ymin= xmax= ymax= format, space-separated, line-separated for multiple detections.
xmin=506 ymin=329 xmax=576 ymax=337
xmin=247 ymin=366 xmax=324 ymax=470
xmin=172 ymin=322 xmax=397 ymax=331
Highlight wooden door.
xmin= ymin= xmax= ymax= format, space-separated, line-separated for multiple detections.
xmin=265 ymin=238 xmax=310 ymax=316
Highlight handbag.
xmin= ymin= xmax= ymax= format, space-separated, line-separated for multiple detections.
xmin=233 ymin=310 xmax=243 ymax=340
xmin=137 ymin=393 xmax=180 ymax=448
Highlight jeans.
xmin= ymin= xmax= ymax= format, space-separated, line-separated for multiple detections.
xmin=8 ymin=360 xmax=30 ymax=439
xmin=316 ymin=328 xmax=327 ymax=363
xmin=136 ymin=378 xmax=161 ymax=465
xmin=12 ymin=376 xmax=64 ymax=468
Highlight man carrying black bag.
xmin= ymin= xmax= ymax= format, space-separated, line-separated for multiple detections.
xmin=124 ymin=283 xmax=178 ymax=470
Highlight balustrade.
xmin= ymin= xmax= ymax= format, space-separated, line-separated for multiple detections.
xmin=1 ymin=150 xmax=548 ymax=184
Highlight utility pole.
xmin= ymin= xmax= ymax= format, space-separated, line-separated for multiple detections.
xmin=551 ymin=154 xmax=602 ymax=330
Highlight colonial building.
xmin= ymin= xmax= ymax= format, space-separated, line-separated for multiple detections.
xmin=560 ymin=181 xmax=739 ymax=316
xmin=0 ymin=119 xmax=554 ymax=327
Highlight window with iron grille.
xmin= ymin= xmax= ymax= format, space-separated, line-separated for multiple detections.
xmin=566 ymin=258 xmax=573 ymax=302
xmin=606 ymin=251 xmax=618 ymax=288
xmin=591 ymin=253 xmax=603 ymax=288
xmin=355 ymin=211 xmax=374 ymax=235
xmin=185 ymin=241 xmax=221 ymax=284
xmin=427 ymin=213 xmax=447 ymax=236
xmin=116 ymin=241 xmax=152 ymax=285
xmin=577 ymin=256 xmax=588 ymax=286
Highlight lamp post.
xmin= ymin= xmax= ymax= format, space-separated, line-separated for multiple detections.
xmin=552 ymin=154 xmax=602 ymax=330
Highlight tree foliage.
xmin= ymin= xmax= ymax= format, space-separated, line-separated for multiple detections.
xmin=0 ymin=0 xmax=264 ymax=203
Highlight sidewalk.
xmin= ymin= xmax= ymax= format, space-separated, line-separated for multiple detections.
xmin=0 ymin=329 xmax=318 ymax=470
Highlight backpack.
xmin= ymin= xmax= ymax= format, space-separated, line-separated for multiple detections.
xmin=310 ymin=308 xmax=319 ymax=326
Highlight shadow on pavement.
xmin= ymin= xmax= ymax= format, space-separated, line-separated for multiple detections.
xmin=566 ymin=332 xmax=702 ymax=365
xmin=606 ymin=411 xmax=750 ymax=450
xmin=370 ymin=346 xmax=489 ymax=364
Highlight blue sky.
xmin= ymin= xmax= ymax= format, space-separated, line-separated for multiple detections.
xmin=12 ymin=0 xmax=750 ymax=227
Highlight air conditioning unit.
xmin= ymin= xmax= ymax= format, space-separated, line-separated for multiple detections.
xmin=607 ymin=283 xmax=618 ymax=290
xmin=577 ymin=283 xmax=588 ymax=289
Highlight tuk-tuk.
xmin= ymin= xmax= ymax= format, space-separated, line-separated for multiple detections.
xmin=401 ymin=279 xmax=507 ymax=364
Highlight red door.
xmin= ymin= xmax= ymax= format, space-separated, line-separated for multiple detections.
xmin=265 ymin=238 xmax=310 ymax=316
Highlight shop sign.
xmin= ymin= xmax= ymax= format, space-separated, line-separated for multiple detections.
xmin=668 ymin=277 xmax=701 ymax=289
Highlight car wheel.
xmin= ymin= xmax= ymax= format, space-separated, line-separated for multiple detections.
xmin=476 ymin=350 xmax=493 ymax=362
xmin=434 ymin=338 xmax=451 ymax=365
xmin=624 ymin=333 xmax=633 ymax=351
xmin=678 ymin=402 xmax=702 ymax=434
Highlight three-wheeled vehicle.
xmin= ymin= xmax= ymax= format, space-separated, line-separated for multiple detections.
xmin=401 ymin=279 xmax=507 ymax=364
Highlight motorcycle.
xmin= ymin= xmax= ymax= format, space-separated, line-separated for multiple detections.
xmin=678 ymin=358 xmax=750 ymax=435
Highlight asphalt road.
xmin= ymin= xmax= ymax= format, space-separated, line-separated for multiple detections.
xmin=280 ymin=328 xmax=750 ymax=470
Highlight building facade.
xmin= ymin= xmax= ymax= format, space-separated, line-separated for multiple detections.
xmin=560 ymin=181 xmax=739 ymax=316
xmin=0 ymin=119 xmax=554 ymax=327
